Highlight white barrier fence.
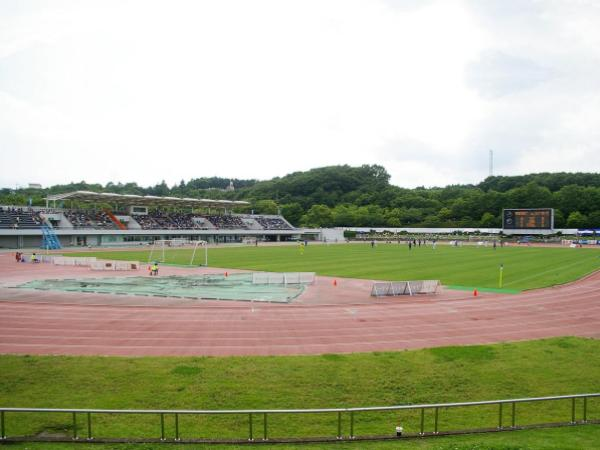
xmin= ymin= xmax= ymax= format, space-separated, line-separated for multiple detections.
xmin=53 ymin=256 xmax=98 ymax=266
xmin=20 ymin=254 xmax=139 ymax=271
xmin=90 ymin=261 xmax=140 ymax=271
xmin=252 ymin=272 xmax=316 ymax=285
xmin=371 ymin=280 xmax=440 ymax=297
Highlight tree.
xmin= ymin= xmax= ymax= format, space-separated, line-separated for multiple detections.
xmin=588 ymin=211 xmax=600 ymax=228
xmin=253 ymin=200 xmax=279 ymax=215
xmin=480 ymin=212 xmax=498 ymax=228
xmin=566 ymin=211 xmax=587 ymax=229
xmin=280 ymin=203 xmax=304 ymax=226
xmin=332 ymin=205 xmax=357 ymax=227
xmin=555 ymin=185 xmax=585 ymax=215
xmin=300 ymin=205 xmax=333 ymax=227
xmin=553 ymin=210 xmax=566 ymax=228
xmin=422 ymin=214 xmax=441 ymax=227
xmin=506 ymin=182 xmax=553 ymax=209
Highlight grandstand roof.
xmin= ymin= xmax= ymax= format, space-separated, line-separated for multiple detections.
xmin=45 ymin=191 xmax=249 ymax=209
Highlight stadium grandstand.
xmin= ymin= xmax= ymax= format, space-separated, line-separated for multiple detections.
xmin=0 ymin=191 xmax=319 ymax=249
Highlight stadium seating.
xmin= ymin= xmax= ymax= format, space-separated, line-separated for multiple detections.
xmin=134 ymin=212 xmax=203 ymax=230
xmin=64 ymin=210 xmax=117 ymax=229
xmin=3 ymin=207 xmax=293 ymax=231
xmin=205 ymin=215 xmax=248 ymax=229
xmin=0 ymin=207 xmax=44 ymax=229
xmin=255 ymin=217 xmax=292 ymax=230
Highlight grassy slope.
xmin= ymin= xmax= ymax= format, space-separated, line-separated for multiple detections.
xmin=1 ymin=337 xmax=600 ymax=448
xmin=70 ymin=244 xmax=600 ymax=290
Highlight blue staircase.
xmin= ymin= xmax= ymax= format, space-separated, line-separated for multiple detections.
xmin=41 ymin=224 xmax=62 ymax=250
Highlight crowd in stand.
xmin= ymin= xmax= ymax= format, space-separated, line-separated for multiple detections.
xmin=136 ymin=212 xmax=201 ymax=230
xmin=0 ymin=205 xmax=293 ymax=231
xmin=255 ymin=217 xmax=292 ymax=230
xmin=133 ymin=212 xmax=293 ymax=230
xmin=0 ymin=207 xmax=43 ymax=229
xmin=64 ymin=210 xmax=116 ymax=229
xmin=168 ymin=212 xmax=197 ymax=229
xmin=205 ymin=215 xmax=247 ymax=229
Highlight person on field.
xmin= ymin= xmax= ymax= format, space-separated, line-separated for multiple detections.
xmin=371 ymin=240 xmax=375 ymax=248
xmin=30 ymin=253 xmax=38 ymax=263
xmin=15 ymin=251 xmax=21 ymax=263
xmin=408 ymin=241 xmax=412 ymax=251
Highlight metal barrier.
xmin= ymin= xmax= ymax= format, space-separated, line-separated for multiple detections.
xmin=252 ymin=272 xmax=316 ymax=285
xmin=371 ymin=280 xmax=440 ymax=297
xmin=1 ymin=393 xmax=598 ymax=443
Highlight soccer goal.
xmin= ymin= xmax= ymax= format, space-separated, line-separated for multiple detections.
xmin=147 ymin=239 xmax=208 ymax=266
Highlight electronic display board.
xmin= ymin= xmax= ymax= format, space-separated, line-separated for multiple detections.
xmin=503 ymin=208 xmax=554 ymax=230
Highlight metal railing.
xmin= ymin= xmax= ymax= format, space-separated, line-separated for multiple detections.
xmin=1 ymin=393 xmax=598 ymax=443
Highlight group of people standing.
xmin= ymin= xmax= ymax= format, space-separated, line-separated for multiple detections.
xmin=15 ymin=251 xmax=39 ymax=263
xmin=370 ymin=238 xmax=438 ymax=250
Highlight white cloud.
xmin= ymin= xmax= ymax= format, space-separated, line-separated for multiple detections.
xmin=0 ymin=0 xmax=599 ymax=189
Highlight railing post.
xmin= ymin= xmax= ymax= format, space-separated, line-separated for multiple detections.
xmin=248 ymin=413 xmax=253 ymax=441
xmin=160 ymin=413 xmax=165 ymax=441
xmin=434 ymin=407 xmax=439 ymax=434
xmin=1 ymin=410 xmax=5 ymax=439
xmin=420 ymin=408 xmax=425 ymax=435
xmin=583 ymin=397 xmax=588 ymax=423
xmin=511 ymin=402 xmax=516 ymax=428
xmin=72 ymin=412 xmax=78 ymax=440
xmin=175 ymin=413 xmax=180 ymax=441
xmin=337 ymin=411 xmax=342 ymax=439
xmin=571 ymin=398 xmax=576 ymax=424
xmin=498 ymin=403 xmax=503 ymax=429
xmin=86 ymin=412 xmax=92 ymax=440
xmin=350 ymin=411 xmax=355 ymax=439
xmin=263 ymin=413 xmax=267 ymax=441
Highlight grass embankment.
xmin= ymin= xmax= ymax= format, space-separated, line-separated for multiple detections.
xmin=70 ymin=244 xmax=600 ymax=290
xmin=1 ymin=337 xmax=600 ymax=449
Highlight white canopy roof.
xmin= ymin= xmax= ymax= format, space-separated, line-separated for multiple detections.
xmin=45 ymin=191 xmax=249 ymax=209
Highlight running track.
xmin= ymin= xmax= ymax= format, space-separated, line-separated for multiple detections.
xmin=0 ymin=253 xmax=599 ymax=356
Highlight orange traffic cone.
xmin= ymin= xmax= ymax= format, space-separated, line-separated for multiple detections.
xmin=333 ymin=279 xmax=337 ymax=287
xmin=473 ymin=289 xmax=478 ymax=297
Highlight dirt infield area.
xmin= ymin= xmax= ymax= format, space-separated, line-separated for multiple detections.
xmin=0 ymin=253 xmax=599 ymax=356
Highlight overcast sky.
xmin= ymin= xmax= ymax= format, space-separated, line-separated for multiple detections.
xmin=1 ymin=0 xmax=599 ymax=189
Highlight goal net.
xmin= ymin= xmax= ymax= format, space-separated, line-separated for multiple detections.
xmin=147 ymin=239 xmax=208 ymax=266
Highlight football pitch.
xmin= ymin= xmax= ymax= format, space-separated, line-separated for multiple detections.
xmin=70 ymin=243 xmax=600 ymax=291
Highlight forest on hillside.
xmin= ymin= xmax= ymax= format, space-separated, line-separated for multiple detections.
xmin=2 ymin=165 xmax=600 ymax=229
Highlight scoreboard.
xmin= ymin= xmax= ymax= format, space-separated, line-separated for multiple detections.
xmin=503 ymin=208 xmax=554 ymax=230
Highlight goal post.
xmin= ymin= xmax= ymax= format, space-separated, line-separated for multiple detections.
xmin=147 ymin=239 xmax=208 ymax=266
xmin=189 ymin=240 xmax=208 ymax=266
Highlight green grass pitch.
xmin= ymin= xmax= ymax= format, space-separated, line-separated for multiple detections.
xmin=70 ymin=243 xmax=600 ymax=290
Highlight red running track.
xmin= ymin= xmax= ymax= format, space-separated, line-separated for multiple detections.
xmin=0 ymin=253 xmax=599 ymax=356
